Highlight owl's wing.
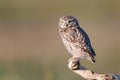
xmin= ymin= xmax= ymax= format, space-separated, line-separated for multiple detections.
xmin=77 ymin=27 xmax=96 ymax=62
xmin=83 ymin=35 xmax=96 ymax=56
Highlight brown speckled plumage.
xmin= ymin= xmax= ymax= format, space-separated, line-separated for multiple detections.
xmin=58 ymin=16 xmax=96 ymax=63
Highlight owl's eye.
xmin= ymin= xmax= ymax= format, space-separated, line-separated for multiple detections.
xmin=68 ymin=20 xmax=72 ymax=23
xmin=61 ymin=20 xmax=64 ymax=24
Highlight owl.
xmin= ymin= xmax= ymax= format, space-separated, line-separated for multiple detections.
xmin=58 ymin=16 xmax=96 ymax=63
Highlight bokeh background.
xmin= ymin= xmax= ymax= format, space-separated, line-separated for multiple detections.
xmin=0 ymin=0 xmax=120 ymax=80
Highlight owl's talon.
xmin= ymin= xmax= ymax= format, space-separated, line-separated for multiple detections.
xmin=72 ymin=59 xmax=80 ymax=70
xmin=68 ymin=57 xmax=80 ymax=70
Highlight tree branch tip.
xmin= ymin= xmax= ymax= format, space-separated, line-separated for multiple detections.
xmin=67 ymin=57 xmax=120 ymax=80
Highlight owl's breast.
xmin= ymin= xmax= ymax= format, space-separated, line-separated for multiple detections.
xmin=63 ymin=29 xmax=79 ymax=42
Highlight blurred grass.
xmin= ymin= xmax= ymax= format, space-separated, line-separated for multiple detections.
xmin=0 ymin=0 xmax=120 ymax=80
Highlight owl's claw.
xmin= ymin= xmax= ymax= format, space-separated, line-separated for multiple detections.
xmin=68 ymin=57 xmax=80 ymax=70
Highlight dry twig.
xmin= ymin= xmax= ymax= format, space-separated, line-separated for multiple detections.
xmin=68 ymin=57 xmax=120 ymax=80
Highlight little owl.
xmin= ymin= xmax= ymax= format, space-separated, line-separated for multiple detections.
xmin=58 ymin=16 xmax=96 ymax=63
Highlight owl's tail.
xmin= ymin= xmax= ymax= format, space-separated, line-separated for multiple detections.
xmin=87 ymin=56 xmax=96 ymax=63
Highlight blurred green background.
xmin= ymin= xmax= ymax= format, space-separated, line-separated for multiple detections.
xmin=0 ymin=0 xmax=120 ymax=80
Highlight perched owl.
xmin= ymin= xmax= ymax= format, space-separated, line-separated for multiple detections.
xmin=58 ymin=16 xmax=96 ymax=63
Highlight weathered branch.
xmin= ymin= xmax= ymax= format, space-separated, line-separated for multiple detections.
xmin=68 ymin=57 xmax=120 ymax=80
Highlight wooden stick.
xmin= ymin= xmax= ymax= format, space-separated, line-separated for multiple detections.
xmin=68 ymin=57 xmax=120 ymax=80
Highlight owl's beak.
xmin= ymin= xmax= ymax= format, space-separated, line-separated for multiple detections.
xmin=66 ymin=23 xmax=68 ymax=27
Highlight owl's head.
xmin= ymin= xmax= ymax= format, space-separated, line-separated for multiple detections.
xmin=58 ymin=16 xmax=79 ymax=28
